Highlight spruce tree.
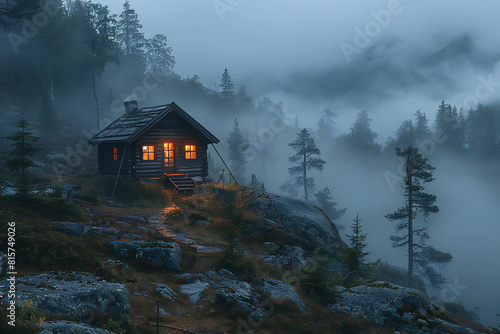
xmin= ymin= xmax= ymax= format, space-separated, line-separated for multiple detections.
xmin=348 ymin=110 xmax=379 ymax=151
xmin=286 ymin=129 xmax=325 ymax=202
xmin=314 ymin=187 xmax=346 ymax=221
xmin=343 ymin=214 xmax=369 ymax=274
xmin=225 ymin=118 xmax=246 ymax=184
xmin=6 ymin=114 xmax=41 ymax=197
xmin=317 ymin=108 xmax=337 ymax=142
xmin=116 ymin=0 xmax=145 ymax=58
xmin=385 ymin=145 xmax=451 ymax=288
xmin=219 ymin=67 xmax=235 ymax=101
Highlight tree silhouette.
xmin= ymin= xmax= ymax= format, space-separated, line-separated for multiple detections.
xmin=286 ymin=129 xmax=325 ymax=202
xmin=385 ymin=146 xmax=451 ymax=288
xmin=219 ymin=67 xmax=235 ymax=101
xmin=6 ymin=113 xmax=41 ymax=197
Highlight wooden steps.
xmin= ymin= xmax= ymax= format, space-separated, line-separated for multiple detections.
xmin=166 ymin=173 xmax=197 ymax=191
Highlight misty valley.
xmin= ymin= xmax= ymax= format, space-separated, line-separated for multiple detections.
xmin=0 ymin=1 xmax=499 ymax=333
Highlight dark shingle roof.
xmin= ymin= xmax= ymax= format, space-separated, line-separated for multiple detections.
xmin=88 ymin=102 xmax=219 ymax=144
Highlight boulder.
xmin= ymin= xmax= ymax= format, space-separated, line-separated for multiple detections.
xmin=154 ymin=283 xmax=177 ymax=302
xmin=179 ymin=280 xmax=210 ymax=303
xmin=13 ymin=272 xmax=129 ymax=322
xmin=244 ymin=190 xmax=346 ymax=256
xmin=254 ymin=277 xmax=306 ymax=312
xmin=329 ymin=281 xmax=482 ymax=334
xmin=106 ymin=241 xmax=181 ymax=272
xmin=39 ymin=320 xmax=115 ymax=334
xmin=259 ymin=246 xmax=316 ymax=271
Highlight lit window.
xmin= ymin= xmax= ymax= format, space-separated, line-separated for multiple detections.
xmin=113 ymin=147 xmax=118 ymax=161
xmin=185 ymin=145 xmax=196 ymax=159
xmin=142 ymin=145 xmax=155 ymax=160
xmin=164 ymin=142 xmax=174 ymax=166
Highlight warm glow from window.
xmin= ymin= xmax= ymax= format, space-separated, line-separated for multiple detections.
xmin=164 ymin=142 xmax=174 ymax=166
xmin=185 ymin=145 xmax=196 ymax=159
xmin=142 ymin=145 xmax=155 ymax=160
xmin=113 ymin=147 xmax=118 ymax=161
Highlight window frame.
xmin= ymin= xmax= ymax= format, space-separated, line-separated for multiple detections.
xmin=142 ymin=144 xmax=156 ymax=161
xmin=185 ymin=144 xmax=196 ymax=160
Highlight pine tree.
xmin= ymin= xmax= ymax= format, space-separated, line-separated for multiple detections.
xmin=344 ymin=214 xmax=369 ymax=272
xmin=286 ymin=129 xmax=325 ymax=202
xmin=414 ymin=109 xmax=431 ymax=140
xmin=467 ymin=103 xmax=497 ymax=158
xmin=225 ymin=118 xmax=246 ymax=184
xmin=145 ymin=33 xmax=175 ymax=74
xmin=219 ymin=67 xmax=235 ymax=101
xmin=6 ymin=114 xmax=41 ymax=197
xmin=434 ymin=100 xmax=461 ymax=151
xmin=249 ymin=173 xmax=260 ymax=188
xmin=385 ymin=146 xmax=451 ymax=288
xmin=348 ymin=110 xmax=379 ymax=151
xmin=314 ymin=187 xmax=346 ymax=221
xmin=317 ymin=108 xmax=337 ymax=142
xmin=116 ymin=0 xmax=145 ymax=58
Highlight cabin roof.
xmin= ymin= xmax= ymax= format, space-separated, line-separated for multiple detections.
xmin=88 ymin=102 xmax=219 ymax=145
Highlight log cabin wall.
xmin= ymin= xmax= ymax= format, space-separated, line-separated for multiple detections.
xmin=97 ymin=143 xmax=135 ymax=176
xmin=133 ymin=112 xmax=208 ymax=179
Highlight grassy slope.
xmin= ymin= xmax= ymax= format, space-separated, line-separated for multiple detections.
xmin=0 ymin=175 xmax=489 ymax=334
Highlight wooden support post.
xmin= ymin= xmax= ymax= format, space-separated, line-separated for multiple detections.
xmin=156 ymin=300 xmax=159 ymax=334
xmin=111 ymin=145 xmax=127 ymax=199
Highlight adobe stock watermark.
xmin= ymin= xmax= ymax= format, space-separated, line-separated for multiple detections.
xmin=228 ymin=108 xmax=292 ymax=179
xmin=6 ymin=0 xmax=60 ymax=54
xmin=384 ymin=72 xmax=500 ymax=192
xmin=213 ymin=0 xmax=244 ymax=21
xmin=339 ymin=0 xmax=411 ymax=64
xmin=440 ymin=277 xmax=467 ymax=303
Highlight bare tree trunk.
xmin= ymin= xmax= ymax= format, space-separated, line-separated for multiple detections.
xmin=91 ymin=59 xmax=100 ymax=129
xmin=303 ymin=148 xmax=308 ymax=202
xmin=407 ymin=146 xmax=414 ymax=288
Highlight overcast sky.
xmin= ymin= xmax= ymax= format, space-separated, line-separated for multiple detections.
xmin=97 ymin=0 xmax=500 ymax=140
xmin=99 ymin=0 xmax=499 ymax=81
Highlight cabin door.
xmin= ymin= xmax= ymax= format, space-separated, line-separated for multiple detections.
xmin=163 ymin=142 xmax=176 ymax=174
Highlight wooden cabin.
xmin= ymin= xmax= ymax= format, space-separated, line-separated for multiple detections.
xmin=88 ymin=101 xmax=219 ymax=190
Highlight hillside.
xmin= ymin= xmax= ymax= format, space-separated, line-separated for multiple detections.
xmin=0 ymin=177 xmax=490 ymax=334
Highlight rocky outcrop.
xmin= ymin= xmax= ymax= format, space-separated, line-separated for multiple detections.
xmin=14 ymin=272 xmax=129 ymax=322
xmin=259 ymin=246 xmax=316 ymax=271
xmin=254 ymin=277 xmax=306 ymax=312
xmin=49 ymin=222 xmax=144 ymax=240
xmin=373 ymin=262 xmax=427 ymax=293
xmin=179 ymin=270 xmax=306 ymax=320
xmin=39 ymin=320 xmax=115 ymax=334
xmin=154 ymin=283 xmax=177 ymax=302
xmin=206 ymin=270 xmax=267 ymax=319
xmin=179 ymin=280 xmax=210 ymax=303
xmin=329 ymin=281 xmax=482 ymax=334
xmin=243 ymin=190 xmax=346 ymax=256
xmin=106 ymin=240 xmax=181 ymax=272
